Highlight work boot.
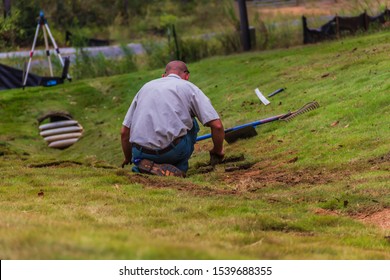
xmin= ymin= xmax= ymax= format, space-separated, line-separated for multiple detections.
xmin=137 ymin=159 xmax=185 ymax=177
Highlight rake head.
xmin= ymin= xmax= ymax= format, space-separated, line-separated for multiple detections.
xmin=281 ymin=101 xmax=320 ymax=122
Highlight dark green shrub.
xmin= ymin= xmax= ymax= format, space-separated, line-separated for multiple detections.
xmin=72 ymin=47 xmax=137 ymax=79
xmin=142 ymin=40 xmax=170 ymax=69
xmin=215 ymin=31 xmax=242 ymax=55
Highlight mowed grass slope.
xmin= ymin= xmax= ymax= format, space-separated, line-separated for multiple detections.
xmin=0 ymin=31 xmax=389 ymax=259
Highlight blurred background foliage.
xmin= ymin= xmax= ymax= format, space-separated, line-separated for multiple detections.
xmin=0 ymin=0 xmax=229 ymax=48
xmin=0 ymin=0 xmax=388 ymax=79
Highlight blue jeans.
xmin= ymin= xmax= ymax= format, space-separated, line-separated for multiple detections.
xmin=132 ymin=119 xmax=199 ymax=172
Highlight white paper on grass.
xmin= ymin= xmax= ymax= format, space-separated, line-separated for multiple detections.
xmin=254 ymin=88 xmax=270 ymax=105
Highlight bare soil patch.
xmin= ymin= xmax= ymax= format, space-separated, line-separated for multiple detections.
xmin=314 ymin=208 xmax=390 ymax=230
xmin=117 ymin=159 xmax=344 ymax=196
xmin=28 ymin=160 xmax=116 ymax=169
xmin=116 ymin=170 xmax=238 ymax=196
xmin=222 ymin=165 xmax=337 ymax=186
xmin=250 ymin=0 xmax=343 ymax=17
xmin=220 ymin=150 xmax=389 ymax=192
xmin=356 ymin=209 xmax=390 ymax=230
xmin=368 ymin=152 xmax=390 ymax=165
xmin=219 ymin=159 xmax=347 ymax=193
xmin=249 ymin=0 xmax=382 ymax=17
xmin=255 ymin=5 xmax=331 ymax=17
xmin=28 ymin=160 xmax=83 ymax=168
xmin=117 ymin=157 xmax=389 ymax=229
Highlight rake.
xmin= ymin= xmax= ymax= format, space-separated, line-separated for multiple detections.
xmin=196 ymin=101 xmax=320 ymax=143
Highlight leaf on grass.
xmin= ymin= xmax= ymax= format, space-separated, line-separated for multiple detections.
xmin=287 ymin=157 xmax=298 ymax=163
xmin=331 ymin=121 xmax=339 ymax=127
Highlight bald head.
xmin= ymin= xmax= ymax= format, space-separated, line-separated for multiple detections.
xmin=164 ymin=61 xmax=190 ymax=80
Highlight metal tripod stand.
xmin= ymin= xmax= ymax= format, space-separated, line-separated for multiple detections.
xmin=23 ymin=11 xmax=71 ymax=87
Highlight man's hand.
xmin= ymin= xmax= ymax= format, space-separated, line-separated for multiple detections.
xmin=121 ymin=126 xmax=132 ymax=168
xmin=121 ymin=158 xmax=132 ymax=168
xmin=209 ymin=149 xmax=224 ymax=166
xmin=207 ymin=119 xmax=225 ymax=166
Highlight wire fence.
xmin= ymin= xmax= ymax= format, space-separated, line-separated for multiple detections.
xmin=302 ymin=8 xmax=390 ymax=44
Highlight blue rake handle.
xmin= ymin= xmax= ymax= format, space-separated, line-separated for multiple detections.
xmin=196 ymin=112 xmax=289 ymax=142
xmin=196 ymin=101 xmax=320 ymax=142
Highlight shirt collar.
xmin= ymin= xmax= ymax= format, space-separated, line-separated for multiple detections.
xmin=167 ymin=74 xmax=181 ymax=79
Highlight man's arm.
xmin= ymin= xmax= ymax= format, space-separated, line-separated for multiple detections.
xmin=207 ymin=119 xmax=225 ymax=157
xmin=121 ymin=126 xmax=132 ymax=168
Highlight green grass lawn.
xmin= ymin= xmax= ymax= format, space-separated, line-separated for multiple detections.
xmin=0 ymin=30 xmax=389 ymax=259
